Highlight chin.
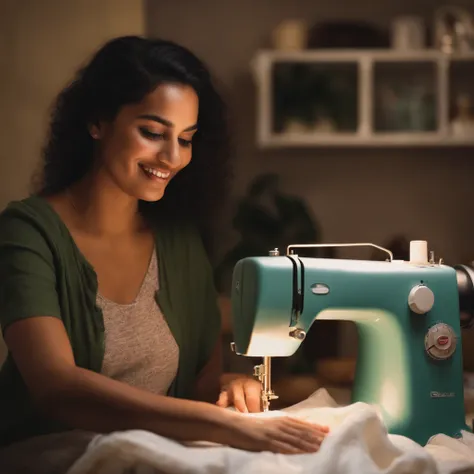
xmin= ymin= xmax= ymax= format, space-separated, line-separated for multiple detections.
xmin=135 ymin=186 xmax=166 ymax=202
xmin=138 ymin=189 xmax=166 ymax=203
xmin=119 ymin=173 xmax=171 ymax=202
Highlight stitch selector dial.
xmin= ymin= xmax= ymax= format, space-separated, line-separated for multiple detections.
xmin=424 ymin=323 xmax=457 ymax=360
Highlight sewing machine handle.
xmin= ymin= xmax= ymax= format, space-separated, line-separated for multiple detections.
xmin=286 ymin=243 xmax=394 ymax=261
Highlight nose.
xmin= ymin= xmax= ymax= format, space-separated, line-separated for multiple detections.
xmin=159 ymin=138 xmax=181 ymax=167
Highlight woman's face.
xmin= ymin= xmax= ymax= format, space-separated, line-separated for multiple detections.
xmin=93 ymin=83 xmax=199 ymax=202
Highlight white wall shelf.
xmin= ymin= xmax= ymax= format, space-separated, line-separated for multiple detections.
xmin=253 ymin=49 xmax=474 ymax=148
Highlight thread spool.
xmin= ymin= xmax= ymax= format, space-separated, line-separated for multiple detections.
xmin=410 ymin=240 xmax=428 ymax=264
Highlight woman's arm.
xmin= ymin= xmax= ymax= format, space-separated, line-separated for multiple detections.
xmin=5 ymin=316 xmax=329 ymax=453
xmin=193 ymin=333 xmax=263 ymax=413
xmin=4 ymin=316 xmax=235 ymax=444
xmin=193 ymin=334 xmax=223 ymax=403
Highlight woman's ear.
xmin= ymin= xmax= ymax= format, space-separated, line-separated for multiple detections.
xmin=89 ymin=123 xmax=101 ymax=140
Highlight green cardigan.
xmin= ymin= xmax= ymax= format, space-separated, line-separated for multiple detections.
xmin=0 ymin=195 xmax=221 ymax=447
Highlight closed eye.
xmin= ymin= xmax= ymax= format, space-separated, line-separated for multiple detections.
xmin=140 ymin=127 xmax=193 ymax=148
xmin=139 ymin=127 xmax=163 ymax=141
xmin=179 ymin=138 xmax=193 ymax=148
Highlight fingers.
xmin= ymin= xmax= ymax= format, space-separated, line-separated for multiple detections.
xmin=243 ymin=381 xmax=261 ymax=413
xmin=286 ymin=423 xmax=326 ymax=443
xmin=216 ymin=378 xmax=263 ymax=413
xmin=216 ymin=390 xmax=229 ymax=408
xmin=231 ymin=384 xmax=249 ymax=413
xmin=274 ymin=418 xmax=329 ymax=454
xmin=286 ymin=415 xmax=330 ymax=433
xmin=216 ymin=385 xmax=249 ymax=412
xmin=230 ymin=414 xmax=327 ymax=455
xmin=270 ymin=429 xmax=322 ymax=454
xmin=280 ymin=423 xmax=327 ymax=447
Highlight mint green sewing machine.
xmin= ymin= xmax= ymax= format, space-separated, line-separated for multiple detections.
xmin=230 ymin=241 xmax=474 ymax=445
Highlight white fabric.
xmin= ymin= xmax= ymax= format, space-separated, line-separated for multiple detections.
xmin=67 ymin=389 xmax=474 ymax=474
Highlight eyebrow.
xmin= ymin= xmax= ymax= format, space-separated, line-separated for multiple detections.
xmin=138 ymin=114 xmax=198 ymax=132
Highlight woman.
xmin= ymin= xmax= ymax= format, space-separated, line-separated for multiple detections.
xmin=0 ymin=36 xmax=328 ymax=472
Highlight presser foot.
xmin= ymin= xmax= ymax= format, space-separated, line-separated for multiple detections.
xmin=260 ymin=390 xmax=279 ymax=412
xmin=254 ymin=357 xmax=279 ymax=412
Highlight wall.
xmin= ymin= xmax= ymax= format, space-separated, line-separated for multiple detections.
xmin=146 ymin=0 xmax=474 ymax=360
xmin=145 ymin=0 xmax=474 ymax=264
xmin=1 ymin=0 xmax=473 ymax=365
xmin=0 ymin=0 xmax=145 ymax=364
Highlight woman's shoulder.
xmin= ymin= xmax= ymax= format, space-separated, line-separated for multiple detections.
xmin=0 ymin=195 xmax=67 ymax=250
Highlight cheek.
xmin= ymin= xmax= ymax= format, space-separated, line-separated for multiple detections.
xmin=103 ymin=131 xmax=159 ymax=170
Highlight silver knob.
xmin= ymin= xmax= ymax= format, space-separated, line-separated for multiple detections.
xmin=289 ymin=328 xmax=306 ymax=340
xmin=269 ymin=248 xmax=280 ymax=256
xmin=408 ymin=285 xmax=435 ymax=314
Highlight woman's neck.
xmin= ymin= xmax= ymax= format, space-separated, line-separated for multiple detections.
xmin=68 ymin=170 xmax=145 ymax=237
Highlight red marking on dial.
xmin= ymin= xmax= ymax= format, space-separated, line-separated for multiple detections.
xmin=437 ymin=335 xmax=450 ymax=346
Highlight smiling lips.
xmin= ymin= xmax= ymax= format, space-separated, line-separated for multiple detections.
xmin=140 ymin=164 xmax=171 ymax=181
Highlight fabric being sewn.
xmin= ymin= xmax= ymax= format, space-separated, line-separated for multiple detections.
xmin=67 ymin=389 xmax=474 ymax=474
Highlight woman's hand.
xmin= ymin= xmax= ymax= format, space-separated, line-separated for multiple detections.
xmin=223 ymin=414 xmax=330 ymax=454
xmin=216 ymin=376 xmax=262 ymax=413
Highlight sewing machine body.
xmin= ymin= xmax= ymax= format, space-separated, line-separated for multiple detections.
xmin=231 ymin=248 xmax=471 ymax=445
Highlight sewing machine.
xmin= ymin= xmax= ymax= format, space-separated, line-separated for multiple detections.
xmin=230 ymin=241 xmax=474 ymax=445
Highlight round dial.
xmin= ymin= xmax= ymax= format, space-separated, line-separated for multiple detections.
xmin=408 ymin=285 xmax=434 ymax=314
xmin=424 ymin=323 xmax=457 ymax=360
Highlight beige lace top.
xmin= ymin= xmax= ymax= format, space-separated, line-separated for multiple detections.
xmin=96 ymin=249 xmax=179 ymax=395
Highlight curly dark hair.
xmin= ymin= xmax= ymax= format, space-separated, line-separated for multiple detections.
xmin=33 ymin=35 xmax=232 ymax=252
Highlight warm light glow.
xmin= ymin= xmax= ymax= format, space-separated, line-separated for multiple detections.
xmin=318 ymin=308 xmax=410 ymax=429
xmin=379 ymin=379 xmax=403 ymax=420
xmin=246 ymin=332 xmax=300 ymax=357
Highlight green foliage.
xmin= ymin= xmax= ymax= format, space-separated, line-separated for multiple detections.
xmin=215 ymin=173 xmax=323 ymax=294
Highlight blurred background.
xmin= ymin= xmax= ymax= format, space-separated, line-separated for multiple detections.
xmin=1 ymin=0 xmax=474 ymax=407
